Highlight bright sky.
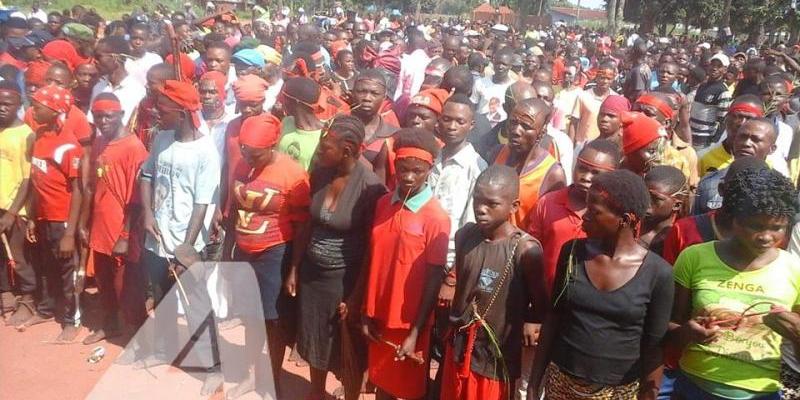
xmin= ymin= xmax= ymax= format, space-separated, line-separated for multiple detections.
xmin=565 ymin=0 xmax=606 ymax=10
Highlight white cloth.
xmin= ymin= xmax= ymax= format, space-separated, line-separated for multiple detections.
xmin=141 ymin=131 xmax=220 ymax=257
xmin=199 ymin=110 xmax=236 ymax=160
xmin=393 ymin=49 xmax=430 ymax=101
xmin=428 ymin=143 xmax=487 ymax=268
xmin=548 ymin=125 xmax=574 ymax=185
xmin=471 ymin=75 xmax=516 ymax=122
xmin=263 ymin=77 xmax=283 ymax=112
xmin=89 ymin=74 xmax=147 ymax=127
xmin=124 ymin=52 xmax=163 ymax=87
xmin=28 ymin=9 xmax=47 ymax=22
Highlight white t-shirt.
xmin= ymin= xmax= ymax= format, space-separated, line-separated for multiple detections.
xmin=393 ymin=49 xmax=431 ymax=100
xmin=141 ymin=131 xmax=220 ymax=257
xmin=89 ymin=75 xmax=147 ymax=127
xmin=125 ymin=52 xmax=163 ymax=87
xmin=471 ymin=75 xmax=516 ymax=122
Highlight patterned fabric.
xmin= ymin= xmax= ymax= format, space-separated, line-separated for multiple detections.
xmin=32 ymin=84 xmax=73 ymax=114
xmin=781 ymin=361 xmax=800 ymax=400
xmin=543 ymin=362 xmax=639 ymax=400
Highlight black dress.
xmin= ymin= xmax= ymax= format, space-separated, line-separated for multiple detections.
xmin=297 ymin=162 xmax=387 ymax=371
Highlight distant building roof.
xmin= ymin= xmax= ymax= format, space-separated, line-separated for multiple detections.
xmin=549 ymin=6 xmax=606 ymax=21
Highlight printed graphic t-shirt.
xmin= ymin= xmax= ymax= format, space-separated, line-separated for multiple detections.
xmin=674 ymin=242 xmax=800 ymax=393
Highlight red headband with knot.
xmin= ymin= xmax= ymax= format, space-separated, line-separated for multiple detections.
xmin=239 ymin=113 xmax=282 ymax=149
xmin=91 ymin=98 xmax=122 ymax=113
xmin=635 ymin=94 xmax=674 ymax=121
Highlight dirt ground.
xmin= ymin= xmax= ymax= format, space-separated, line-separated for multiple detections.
xmin=0 ymin=290 xmax=380 ymax=400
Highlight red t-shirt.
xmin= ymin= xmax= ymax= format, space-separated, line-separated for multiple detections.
xmin=661 ymin=211 xmax=717 ymax=265
xmin=30 ymin=129 xmax=83 ymax=221
xmin=89 ymin=134 xmax=148 ymax=257
xmin=24 ymin=105 xmax=92 ymax=145
xmin=232 ymin=152 xmax=311 ymax=253
xmin=527 ymin=187 xmax=587 ymax=299
xmin=364 ymin=191 xmax=450 ymax=329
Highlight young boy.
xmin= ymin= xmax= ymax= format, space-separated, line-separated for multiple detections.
xmin=26 ymin=84 xmax=84 ymax=342
xmin=640 ymin=166 xmax=688 ymax=257
xmin=82 ymin=93 xmax=148 ymax=345
xmin=0 ymin=81 xmax=34 ymax=323
xmin=441 ymin=165 xmax=542 ymax=400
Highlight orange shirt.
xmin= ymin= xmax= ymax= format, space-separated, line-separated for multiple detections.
xmin=494 ymin=146 xmax=559 ymax=228
xmin=232 ymin=153 xmax=311 ymax=253
xmin=89 ymin=134 xmax=148 ymax=257
xmin=30 ymin=128 xmax=83 ymax=221
xmin=364 ymin=188 xmax=450 ymax=329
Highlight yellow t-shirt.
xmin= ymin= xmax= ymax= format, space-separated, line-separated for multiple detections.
xmin=698 ymin=143 xmax=731 ymax=177
xmin=0 ymin=123 xmax=33 ymax=216
xmin=674 ymin=242 xmax=800 ymax=393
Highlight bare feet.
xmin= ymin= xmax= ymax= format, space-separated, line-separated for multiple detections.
xmin=53 ymin=324 xmax=81 ymax=344
xmin=225 ymin=372 xmax=255 ymax=400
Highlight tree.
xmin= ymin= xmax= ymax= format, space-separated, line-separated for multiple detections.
xmin=607 ymin=0 xmax=617 ymax=32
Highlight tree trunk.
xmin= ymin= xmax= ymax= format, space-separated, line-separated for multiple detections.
xmin=719 ymin=0 xmax=732 ymax=30
xmin=615 ymin=0 xmax=626 ymax=30
xmin=607 ymin=0 xmax=617 ymax=32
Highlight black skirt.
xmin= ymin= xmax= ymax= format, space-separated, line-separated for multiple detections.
xmin=297 ymin=262 xmax=360 ymax=371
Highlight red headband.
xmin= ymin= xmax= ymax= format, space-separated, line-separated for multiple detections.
xmin=91 ymin=99 xmax=122 ymax=113
xmin=577 ymin=156 xmax=616 ymax=172
xmin=636 ymin=94 xmax=674 ymax=120
xmin=396 ymin=147 xmax=434 ymax=165
xmin=728 ymin=102 xmax=765 ymax=118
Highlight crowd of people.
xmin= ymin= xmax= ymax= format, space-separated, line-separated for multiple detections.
xmin=5 ymin=1 xmax=800 ymax=400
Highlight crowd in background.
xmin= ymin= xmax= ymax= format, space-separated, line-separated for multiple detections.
xmin=4 ymin=1 xmax=800 ymax=400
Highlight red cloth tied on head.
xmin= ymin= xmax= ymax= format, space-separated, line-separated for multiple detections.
xmin=233 ymin=74 xmax=269 ymax=103
xmin=239 ymin=113 xmax=281 ymax=149
xmin=409 ymin=88 xmax=450 ymax=115
xmin=41 ymin=39 xmax=90 ymax=72
xmin=91 ymin=98 xmax=122 ymax=113
xmin=25 ymin=60 xmax=52 ymax=87
xmin=330 ymin=40 xmax=348 ymax=59
xmin=635 ymin=93 xmax=674 ymax=120
xmin=622 ymin=112 xmax=663 ymax=155
xmin=32 ymin=84 xmax=73 ymax=114
xmin=361 ymin=46 xmax=401 ymax=77
xmin=396 ymin=147 xmax=434 ymax=165
xmin=165 ymin=53 xmax=196 ymax=82
xmin=599 ymin=95 xmax=631 ymax=117
xmin=200 ymin=71 xmax=228 ymax=102
xmin=729 ymin=102 xmax=764 ymax=118
xmin=158 ymin=80 xmax=201 ymax=129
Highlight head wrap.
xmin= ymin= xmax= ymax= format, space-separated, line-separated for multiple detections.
xmin=361 ymin=46 xmax=401 ymax=78
xmin=25 ymin=60 xmax=52 ymax=87
xmin=41 ymin=39 xmax=90 ymax=72
xmin=61 ymin=23 xmax=95 ymax=43
xmin=32 ymin=84 xmax=73 ymax=114
xmin=409 ymin=88 xmax=450 ymax=115
xmin=158 ymin=80 xmax=201 ymax=129
xmin=233 ymin=74 xmax=269 ymax=102
xmin=165 ymin=53 xmax=196 ymax=82
xmin=233 ymin=48 xmax=266 ymax=68
xmin=256 ymin=45 xmax=282 ymax=65
xmin=599 ymin=95 xmax=631 ymax=117
xmin=635 ymin=93 xmax=674 ymax=120
xmin=622 ymin=112 xmax=663 ymax=155
xmin=200 ymin=71 xmax=228 ymax=102
xmin=239 ymin=113 xmax=281 ymax=149
xmin=330 ymin=40 xmax=348 ymax=60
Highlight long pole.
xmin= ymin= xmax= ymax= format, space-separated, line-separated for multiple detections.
xmin=575 ymin=0 xmax=581 ymax=25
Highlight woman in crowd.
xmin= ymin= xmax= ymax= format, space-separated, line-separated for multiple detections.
xmin=670 ymin=167 xmax=800 ymax=400
xmin=297 ymin=115 xmax=387 ymax=400
xmin=226 ymin=113 xmax=311 ymax=399
xmin=529 ymin=169 xmax=674 ymax=400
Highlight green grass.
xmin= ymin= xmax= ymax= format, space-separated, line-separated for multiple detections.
xmin=6 ymin=0 xmax=185 ymax=19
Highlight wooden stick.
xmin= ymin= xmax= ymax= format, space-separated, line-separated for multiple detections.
xmin=1 ymin=232 xmax=15 ymax=287
xmin=380 ymin=338 xmax=425 ymax=365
